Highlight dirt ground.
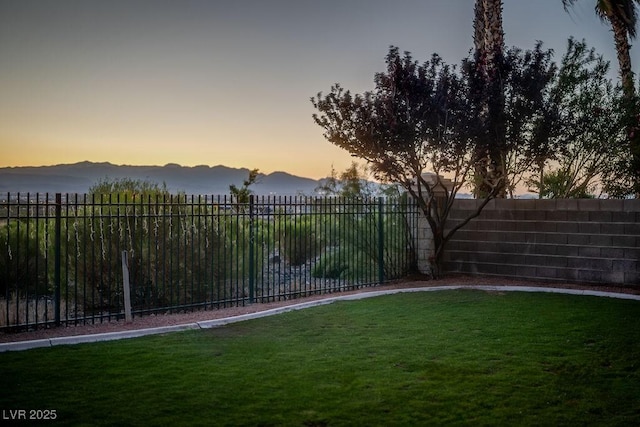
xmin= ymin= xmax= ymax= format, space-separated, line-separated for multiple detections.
xmin=2 ymin=274 xmax=639 ymax=344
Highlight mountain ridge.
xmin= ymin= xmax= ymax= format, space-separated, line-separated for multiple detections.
xmin=0 ymin=161 xmax=322 ymax=195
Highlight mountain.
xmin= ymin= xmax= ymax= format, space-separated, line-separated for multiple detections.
xmin=0 ymin=162 xmax=321 ymax=195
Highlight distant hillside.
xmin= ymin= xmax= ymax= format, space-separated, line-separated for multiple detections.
xmin=0 ymin=162 xmax=321 ymax=195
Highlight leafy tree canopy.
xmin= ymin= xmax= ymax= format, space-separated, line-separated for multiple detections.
xmin=312 ymin=47 xmax=489 ymax=278
xmin=229 ymin=168 xmax=260 ymax=205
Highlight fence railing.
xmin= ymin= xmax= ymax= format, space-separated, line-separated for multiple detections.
xmin=1 ymin=193 xmax=418 ymax=330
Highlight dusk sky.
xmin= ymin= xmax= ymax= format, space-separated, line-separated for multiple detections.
xmin=1 ymin=0 xmax=637 ymax=179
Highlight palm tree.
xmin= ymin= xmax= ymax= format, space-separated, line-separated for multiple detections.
xmin=473 ymin=0 xmax=507 ymax=198
xmin=563 ymin=0 xmax=640 ymax=195
xmin=563 ymin=0 xmax=638 ymax=97
xmin=474 ymin=0 xmax=505 ymax=65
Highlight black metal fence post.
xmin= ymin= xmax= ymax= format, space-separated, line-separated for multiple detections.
xmin=54 ymin=193 xmax=62 ymax=326
xmin=248 ymin=195 xmax=255 ymax=303
xmin=378 ymin=197 xmax=384 ymax=285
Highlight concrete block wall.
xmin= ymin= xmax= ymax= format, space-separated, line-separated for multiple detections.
xmin=441 ymin=199 xmax=640 ymax=285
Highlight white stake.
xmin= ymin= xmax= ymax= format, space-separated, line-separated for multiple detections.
xmin=121 ymin=251 xmax=133 ymax=323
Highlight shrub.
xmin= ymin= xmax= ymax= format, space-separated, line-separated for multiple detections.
xmin=278 ymin=217 xmax=325 ymax=266
xmin=311 ymin=250 xmax=349 ymax=279
xmin=0 ymin=220 xmax=49 ymax=298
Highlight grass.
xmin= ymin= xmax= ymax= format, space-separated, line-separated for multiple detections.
xmin=1 ymin=290 xmax=639 ymax=426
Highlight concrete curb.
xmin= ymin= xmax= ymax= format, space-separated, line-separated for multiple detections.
xmin=2 ymin=285 xmax=639 ymax=353
xmin=48 ymin=323 xmax=201 ymax=347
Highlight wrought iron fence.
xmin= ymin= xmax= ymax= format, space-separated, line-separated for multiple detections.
xmin=1 ymin=193 xmax=418 ymax=330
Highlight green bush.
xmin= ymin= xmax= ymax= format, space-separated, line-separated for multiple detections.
xmin=311 ymin=250 xmax=349 ymax=279
xmin=63 ymin=194 xmax=231 ymax=312
xmin=0 ymin=220 xmax=49 ymax=297
xmin=312 ymin=249 xmax=375 ymax=281
xmin=277 ymin=217 xmax=325 ymax=266
xmin=310 ymin=198 xmax=415 ymax=281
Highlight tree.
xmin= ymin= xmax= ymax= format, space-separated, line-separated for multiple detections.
xmin=311 ymin=41 xmax=588 ymax=275
xmin=315 ymin=162 xmax=376 ymax=198
xmin=312 ymin=48 xmax=498 ymax=278
xmin=498 ymin=42 xmax=558 ymax=196
xmin=229 ymin=168 xmax=260 ymax=208
xmin=533 ymin=169 xmax=596 ymax=198
xmin=526 ymin=39 xmax=625 ymax=198
xmin=563 ymin=0 xmax=640 ymax=195
xmin=472 ymin=0 xmax=509 ymax=197
xmin=563 ymin=0 xmax=639 ymax=96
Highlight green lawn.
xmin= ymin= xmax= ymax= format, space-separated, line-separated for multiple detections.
xmin=1 ymin=290 xmax=639 ymax=426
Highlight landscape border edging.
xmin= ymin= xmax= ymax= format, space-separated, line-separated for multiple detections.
xmin=2 ymin=285 xmax=639 ymax=353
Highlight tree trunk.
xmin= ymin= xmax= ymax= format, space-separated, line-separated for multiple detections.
xmin=538 ymin=157 xmax=544 ymax=199
xmin=610 ymin=14 xmax=640 ymax=196
xmin=482 ymin=0 xmax=505 ymax=66
xmin=474 ymin=1 xmax=486 ymax=53
xmin=610 ymin=14 xmax=636 ymax=99
xmin=429 ymin=227 xmax=445 ymax=280
xmin=473 ymin=0 xmax=507 ymax=198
